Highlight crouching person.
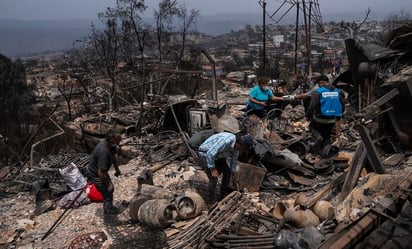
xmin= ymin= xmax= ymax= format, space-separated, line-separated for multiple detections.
xmin=198 ymin=132 xmax=253 ymax=207
xmin=87 ymin=129 xmax=122 ymax=215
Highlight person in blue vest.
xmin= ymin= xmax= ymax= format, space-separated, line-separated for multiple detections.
xmin=246 ymin=76 xmax=283 ymax=118
xmin=305 ymin=74 xmax=345 ymax=153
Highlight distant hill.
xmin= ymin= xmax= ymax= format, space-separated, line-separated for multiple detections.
xmin=197 ymin=13 xmax=261 ymax=35
xmin=0 ymin=15 xmax=271 ymax=57
xmin=0 ymin=11 xmax=392 ymax=58
xmin=0 ymin=19 xmax=96 ymax=57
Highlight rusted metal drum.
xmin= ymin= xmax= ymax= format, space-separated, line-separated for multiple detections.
xmin=137 ymin=199 xmax=175 ymax=228
xmin=176 ymin=191 xmax=205 ymax=220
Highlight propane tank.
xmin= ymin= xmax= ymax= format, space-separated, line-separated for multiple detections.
xmin=129 ymin=184 xmax=174 ymax=221
xmin=137 ymin=199 xmax=176 ymax=228
xmin=176 ymin=191 xmax=205 ymax=220
xmin=129 ymin=194 xmax=151 ymax=221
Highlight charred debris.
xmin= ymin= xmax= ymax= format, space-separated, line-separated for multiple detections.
xmin=1 ymin=25 xmax=412 ymax=249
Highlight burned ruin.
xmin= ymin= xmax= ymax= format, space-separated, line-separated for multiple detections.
xmin=1 ymin=19 xmax=412 ymax=249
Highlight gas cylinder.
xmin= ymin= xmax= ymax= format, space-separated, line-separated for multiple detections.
xmin=137 ymin=199 xmax=176 ymax=228
xmin=176 ymin=191 xmax=205 ymax=220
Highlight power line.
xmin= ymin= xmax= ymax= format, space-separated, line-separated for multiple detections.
xmin=259 ymin=0 xmax=325 ymax=76
xmin=261 ymin=0 xmax=324 ymax=29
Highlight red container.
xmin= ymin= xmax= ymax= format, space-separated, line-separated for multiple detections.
xmin=84 ymin=182 xmax=103 ymax=202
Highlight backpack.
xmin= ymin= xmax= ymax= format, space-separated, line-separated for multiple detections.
xmin=188 ymin=129 xmax=217 ymax=151
xmin=316 ymin=86 xmax=343 ymax=117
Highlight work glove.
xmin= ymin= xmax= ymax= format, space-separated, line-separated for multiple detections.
xmin=282 ymin=95 xmax=295 ymax=101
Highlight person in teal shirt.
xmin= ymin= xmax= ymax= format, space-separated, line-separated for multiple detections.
xmin=246 ymin=76 xmax=283 ymax=118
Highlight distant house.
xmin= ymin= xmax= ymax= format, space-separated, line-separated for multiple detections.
xmin=232 ymin=49 xmax=251 ymax=59
xmin=201 ymin=65 xmax=224 ymax=78
xmin=272 ymin=35 xmax=284 ymax=47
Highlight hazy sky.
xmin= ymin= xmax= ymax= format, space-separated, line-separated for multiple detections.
xmin=0 ymin=0 xmax=411 ymax=20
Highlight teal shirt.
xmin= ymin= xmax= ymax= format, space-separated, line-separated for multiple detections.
xmin=247 ymin=85 xmax=274 ymax=110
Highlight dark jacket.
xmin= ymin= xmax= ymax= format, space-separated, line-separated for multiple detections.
xmin=305 ymin=84 xmax=345 ymax=122
xmin=87 ymin=139 xmax=116 ymax=184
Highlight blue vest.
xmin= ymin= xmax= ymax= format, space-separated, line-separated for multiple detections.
xmin=316 ymin=86 xmax=343 ymax=117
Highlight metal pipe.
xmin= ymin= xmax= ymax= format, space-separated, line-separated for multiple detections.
xmin=41 ymin=189 xmax=82 ymax=241
xmin=170 ymin=104 xmax=197 ymax=158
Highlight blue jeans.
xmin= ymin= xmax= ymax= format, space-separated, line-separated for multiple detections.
xmin=204 ymin=158 xmax=231 ymax=203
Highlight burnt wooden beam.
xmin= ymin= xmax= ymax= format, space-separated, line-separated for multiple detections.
xmin=150 ymin=156 xmax=178 ymax=172
xmin=353 ymin=88 xmax=400 ymax=174
xmin=323 ymin=172 xmax=412 ymax=249
xmin=339 ymin=143 xmax=367 ymax=201
xmin=319 ymin=211 xmax=383 ymax=249
xmin=355 ymin=88 xmax=399 ymax=122
xmin=356 ymin=124 xmax=385 ymax=174
xmin=299 ymin=173 xmax=346 ymax=209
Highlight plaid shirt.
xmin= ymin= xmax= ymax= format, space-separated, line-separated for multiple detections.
xmin=198 ymin=132 xmax=239 ymax=172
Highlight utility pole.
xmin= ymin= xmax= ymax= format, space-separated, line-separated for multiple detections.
xmin=302 ymin=0 xmax=312 ymax=76
xmin=308 ymin=1 xmax=312 ymax=76
xmin=294 ymin=2 xmax=299 ymax=75
xmin=262 ymin=0 xmax=267 ymax=75
xmin=263 ymin=0 xmax=324 ymax=77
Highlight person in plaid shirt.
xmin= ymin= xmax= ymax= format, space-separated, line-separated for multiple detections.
xmin=198 ymin=132 xmax=254 ymax=206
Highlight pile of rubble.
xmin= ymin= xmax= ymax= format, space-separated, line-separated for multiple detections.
xmin=1 ymin=89 xmax=412 ymax=249
xmin=1 ymin=24 xmax=412 ymax=249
